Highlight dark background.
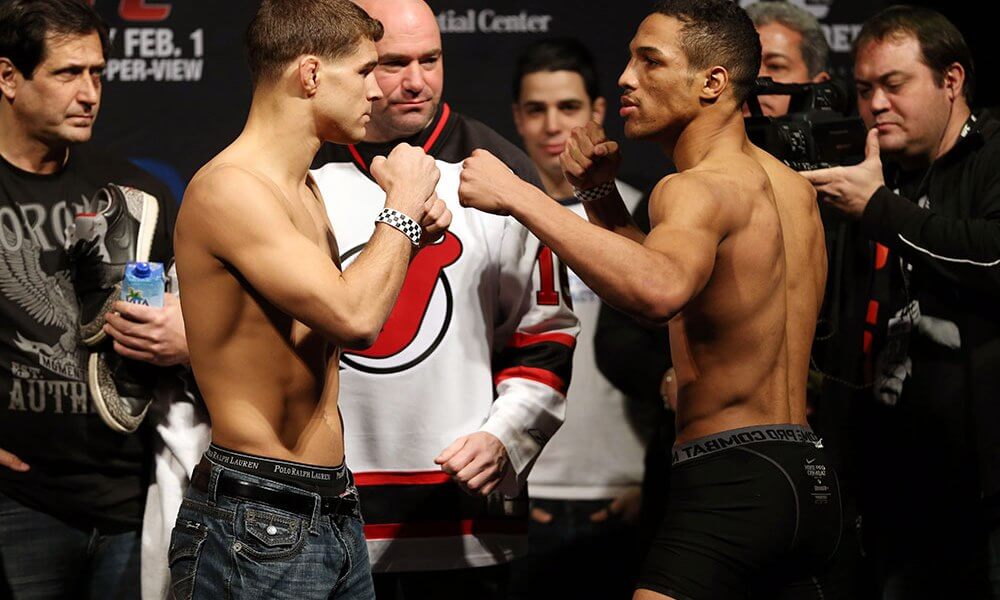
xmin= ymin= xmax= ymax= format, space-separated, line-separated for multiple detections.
xmin=89 ymin=0 xmax=994 ymax=199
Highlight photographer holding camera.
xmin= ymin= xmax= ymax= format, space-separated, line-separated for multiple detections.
xmin=803 ymin=7 xmax=1000 ymax=597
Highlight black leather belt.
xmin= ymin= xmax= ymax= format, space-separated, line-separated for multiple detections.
xmin=191 ymin=464 xmax=358 ymax=517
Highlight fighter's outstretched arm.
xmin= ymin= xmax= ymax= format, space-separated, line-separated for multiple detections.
xmin=176 ymin=163 xmax=438 ymax=348
xmin=460 ymin=153 xmax=728 ymax=325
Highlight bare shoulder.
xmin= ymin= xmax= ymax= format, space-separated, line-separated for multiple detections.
xmin=180 ymin=163 xmax=286 ymax=229
xmin=176 ymin=163 xmax=293 ymax=267
xmin=650 ymin=171 xmax=717 ymax=209
xmin=184 ymin=163 xmax=273 ymax=211
xmin=697 ymin=152 xmax=772 ymax=198
xmin=751 ymin=146 xmax=817 ymax=210
xmin=654 ymin=155 xmax=769 ymax=223
xmin=648 ymin=170 xmax=744 ymax=239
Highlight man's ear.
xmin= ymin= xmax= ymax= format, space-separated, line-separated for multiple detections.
xmin=943 ymin=61 xmax=966 ymax=102
xmin=592 ymin=96 xmax=607 ymax=125
xmin=298 ymin=55 xmax=320 ymax=97
xmin=0 ymin=58 xmax=20 ymax=102
xmin=812 ymin=71 xmax=831 ymax=84
xmin=700 ymin=65 xmax=729 ymax=103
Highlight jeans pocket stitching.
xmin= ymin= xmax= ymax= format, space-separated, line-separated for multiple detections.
xmin=330 ymin=516 xmax=355 ymax=590
xmin=168 ymin=519 xmax=209 ymax=600
xmin=236 ymin=505 xmax=308 ymax=562
xmin=243 ymin=508 xmax=301 ymax=547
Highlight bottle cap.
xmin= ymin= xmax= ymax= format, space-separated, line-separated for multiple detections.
xmin=133 ymin=262 xmax=151 ymax=278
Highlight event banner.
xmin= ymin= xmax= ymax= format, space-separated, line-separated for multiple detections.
xmin=90 ymin=0 xmax=888 ymax=198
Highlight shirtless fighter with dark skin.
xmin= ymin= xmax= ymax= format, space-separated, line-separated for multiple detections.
xmin=459 ymin=1 xmax=839 ymax=598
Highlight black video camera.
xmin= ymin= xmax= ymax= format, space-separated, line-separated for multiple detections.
xmin=745 ymin=77 xmax=868 ymax=171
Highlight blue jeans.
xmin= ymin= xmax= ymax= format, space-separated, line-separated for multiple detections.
xmin=0 ymin=491 xmax=140 ymax=600
xmin=168 ymin=462 xmax=373 ymax=600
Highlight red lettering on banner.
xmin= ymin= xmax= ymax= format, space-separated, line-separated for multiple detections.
xmin=119 ymin=0 xmax=172 ymax=22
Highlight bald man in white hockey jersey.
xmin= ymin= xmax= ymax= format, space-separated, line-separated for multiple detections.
xmin=310 ymin=0 xmax=579 ymax=597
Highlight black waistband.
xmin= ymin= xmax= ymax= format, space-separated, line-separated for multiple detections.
xmin=672 ymin=424 xmax=822 ymax=466
xmin=190 ymin=462 xmax=358 ymax=518
xmin=203 ymin=444 xmax=349 ymax=497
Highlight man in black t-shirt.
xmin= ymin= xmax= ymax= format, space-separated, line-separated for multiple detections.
xmin=0 ymin=2 xmax=185 ymax=598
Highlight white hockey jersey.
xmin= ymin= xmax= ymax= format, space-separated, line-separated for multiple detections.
xmin=310 ymin=103 xmax=579 ymax=572
xmin=527 ymin=183 xmax=650 ymax=501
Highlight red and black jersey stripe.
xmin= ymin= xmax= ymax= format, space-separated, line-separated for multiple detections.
xmin=355 ymin=470 xmax=527 ymax=540
xmin=493 ymin=332 xmax=575 ymax=395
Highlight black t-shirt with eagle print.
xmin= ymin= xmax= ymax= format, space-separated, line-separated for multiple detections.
xmin=0 ymin=146 xmax=176 ymax=533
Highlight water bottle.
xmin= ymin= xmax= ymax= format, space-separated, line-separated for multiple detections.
xmin=121 ymin=261 xmax=165 ymax=308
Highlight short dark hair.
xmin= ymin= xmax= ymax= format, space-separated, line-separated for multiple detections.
xmin=246 ymin=0 xmax=384 ymax=87
xmin=652 ymin=0 xmax=762 ymax=104
xmin=512 ymin=38 xmax=601 ymax=103
xmin=854 ymin=5 xmax=974 ymax=102
xmin=0 ymin=0 xmax=109 ymax=79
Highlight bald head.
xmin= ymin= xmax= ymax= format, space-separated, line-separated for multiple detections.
xmin=355 ymin=0 xmax=438 ymax=38
xmin=354 ymin=0 xmax=445 ymax=142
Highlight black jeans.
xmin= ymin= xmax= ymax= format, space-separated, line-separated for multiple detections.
xmin=373 ymin=563 xmax=510 ymax=600
xmin=508 ymin=497 xmax=640 ymax=600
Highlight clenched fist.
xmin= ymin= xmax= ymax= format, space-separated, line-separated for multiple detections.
xmin=435 ymin=431 xmax=509 ymax=497
xmin=371 ymin=143 xmax=440 ymax=222
xmin=560 ymin=121 xmax=621 ymax=191
xmin=458 ymin=149 xmax=526 ymax=216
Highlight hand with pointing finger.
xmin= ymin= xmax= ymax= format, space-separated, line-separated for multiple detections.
xmin=801 ymin=127 xmax=885 ymax=220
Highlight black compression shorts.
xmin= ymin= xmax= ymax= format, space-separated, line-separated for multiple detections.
xmin=638 ymin=424 xmax=843 ymax=599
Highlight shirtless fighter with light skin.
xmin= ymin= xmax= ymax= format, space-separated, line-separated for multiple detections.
xmin=176 ymin=9 xmax=448 ymax=478
xmin=460 ymin=1 xmax=838 ymax=598
xmin=172 ymin=3 xmax=450 ymax=595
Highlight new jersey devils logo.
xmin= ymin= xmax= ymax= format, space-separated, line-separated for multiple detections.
xmin=341 ymin=232 xmax=463 ymax=373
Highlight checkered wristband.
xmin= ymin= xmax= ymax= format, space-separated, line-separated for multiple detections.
xmin=376 ymin=208 xmax=421 ymax=246
xmin=572 ymin=181 xmax=616 ymax=203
